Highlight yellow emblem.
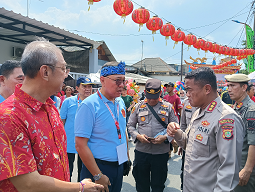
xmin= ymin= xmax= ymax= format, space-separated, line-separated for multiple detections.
xmin=161 ymin=104 xmax=168 ymax=108
xmin=237 ymin=102 xmax=243 ymax=109
xmin=131 ymin=107 xmax=136 ymax=113
xmin=140 ymin=105 xmax=146 ymax=108
xmin=159 ymin=98 xmax=162 ymax=102
xmin=149 ymin=89 xmax=155 ymax=94
xmin=161 ymin=117 xmax=166 ymax=121
xmin=141 ymin=117 xmax=146 ymax=121
xmin=196 ymin=134 xmax=203 ymax=141
xmin=201 ymin=120 xmax=210 ymax=127
xmin=207 ymin=101 xmax=217 ymax=112
xmin=161 ymin=111 xmax=167 ymax=115
xmin=186 ymin=105 xmax=192 ymax=109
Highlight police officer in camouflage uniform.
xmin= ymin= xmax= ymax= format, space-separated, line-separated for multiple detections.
xmin=127 ymin=79 xmax=178 ymax=192
xmin=225 ymin=74 xmax=255 ymax=192
xmin=167 ymin=67 xmax=244 ymax=192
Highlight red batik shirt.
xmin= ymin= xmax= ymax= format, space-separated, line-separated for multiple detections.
xmin=0 ymin=85 xmax=70 ymax=191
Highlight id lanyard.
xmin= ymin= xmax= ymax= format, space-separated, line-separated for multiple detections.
xmin=97 ymin=90 xmax=121 ymax=142
xmin=77 ymin=94 xmax=80 ymax=107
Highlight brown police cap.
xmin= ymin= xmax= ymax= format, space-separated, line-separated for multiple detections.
xmin=145 ymin=79 xmax=161 ymax=99
xmin=225 ymin=74 xmax=250 ymax=82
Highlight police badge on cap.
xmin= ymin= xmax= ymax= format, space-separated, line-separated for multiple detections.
xmin=145 ymin=79 xmax=161 ymax=99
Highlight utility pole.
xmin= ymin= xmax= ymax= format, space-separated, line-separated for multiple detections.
xmin=141 ymin=40 xmax=144 ymax=71
xmin=181 ymin=42 xmax=184 ymax=81
xmin=27 ymin=0 xmax=29 ymax=16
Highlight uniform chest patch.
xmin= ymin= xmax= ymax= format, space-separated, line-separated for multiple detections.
xmin=201 ymin=120 xmax=210 ymax=127
xmin=219 ymin=119 xmax=234 ymax=125
xmin=247 ymin=118 xmax=255 ymax=131
xmin=196 ymin=134 xmax=203 ymax=141
xmin=131 ymin=107 xmax=136 ymax=113
xmin=121 ymin=109 xmax=126 ymax=118
xmin=222 ymin=126 xmax=234 ymax=140
xmin=186 ymin=105 xmax=192 ymax=109
xmin=160 ymin=111 xmax=167 ymax=115
xmin=161 ymin=117 xmax=166 ymax=121
xmin=161 ymin=104 xmax=168 ymax=108
xmin=141 ymin=117 xmax=146 ymax=121
xmin=159 ymin=98 xmax=162 ymax=102
xmin=197 ymin=126 xmax=210 ymax=134
xmin=140 ymin=104 xmax=146 ymax=108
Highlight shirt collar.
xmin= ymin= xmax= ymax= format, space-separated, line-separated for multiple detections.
xmin=234 ymin=95 xmax=250 ymax=109
xmin=98 ymin=89 xmax=119 ymax=104
xmin=14 ymin=84 xmax=54 ymax=112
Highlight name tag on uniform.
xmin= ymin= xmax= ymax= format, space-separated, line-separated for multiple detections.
xmin=116 ymin=143 xmax=128 ymax=165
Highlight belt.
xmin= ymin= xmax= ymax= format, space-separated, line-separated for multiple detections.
xmin=95 ymin=158 xmax=119 ymax=166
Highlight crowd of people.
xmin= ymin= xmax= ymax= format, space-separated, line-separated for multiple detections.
xmin=0 ymin=37 xmax=254 ymax=192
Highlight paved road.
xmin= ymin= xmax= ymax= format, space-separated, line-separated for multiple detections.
xmin=71 ymin=141 xmax=182 ymax=192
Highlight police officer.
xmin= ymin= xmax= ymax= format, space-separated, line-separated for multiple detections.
xmin=167 ymin=67 xmax=244 ymax=192
xmin=128 ymin=79 xmax=178 ymax=192
xmin=225 ymin=74 xmax=255 ymax=192
xmin=179 ymin=98 xmax=197 ymax=191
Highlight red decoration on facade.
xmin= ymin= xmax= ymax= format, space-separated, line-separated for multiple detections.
xmin=146 ymin=16 xmax=163 ymax=41
xmin=113 ymin=0 xmax=133 ymax=23
xmin=132 ymin=7 xmax=150 ymax=31
xmin=88 ymin=0 xmax=101 ymax=11
xmin=171 ymin=28 xmax=185 ymax=48
xmin=184 ymin=34 xmax=197 ymax=50
xmin=160 ymin=23 xmax=175 ymax=45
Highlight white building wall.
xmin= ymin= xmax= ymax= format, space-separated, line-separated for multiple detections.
xmin=0 ymin=40 xmax=25 ymax=64
xmin=149 ymin=75 xmax=184 ymax=83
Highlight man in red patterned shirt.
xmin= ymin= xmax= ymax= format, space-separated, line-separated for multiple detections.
xmin=0 ymin=38 xmax=103 ymax=192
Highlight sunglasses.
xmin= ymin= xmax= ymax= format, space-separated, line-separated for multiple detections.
xmin=105 ymin=76 xmax=125 ymax=86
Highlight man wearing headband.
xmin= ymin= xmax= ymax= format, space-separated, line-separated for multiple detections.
xmin=75 ymin=61 xmax=129 ymax=192
xmin=128 ymin=79 xmax=178 ymax=192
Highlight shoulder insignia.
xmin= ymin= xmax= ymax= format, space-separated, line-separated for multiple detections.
xmin=121 ymin=109 xmax=126 ymax=118
xmin=222 ymin=126 xmax=234 ymax=140
xmin=207 ymin=101 xmax=217 ymax=112
xmin=140 ymin=104 xmax=146 ymax=108
xmin=247 ymin=118 xmax=255 ymax=131
xmin=131 ymin=107 xmax=136 ymax=113
xmin=219 ymin=119 xmax=234 ymax=125
xmin=144 ymin=98 xmax=148 ymax=103
xmin=186 ymin=105 xmax=192 ymax=109
xmin=159 ymin=98 xmax=163 ymax=102
xmin=196 ymin=134 xmax=203 ymax=141
xmin=201 ymin=120 xmax=210 ymax=127
xmin=161 ymin=117 xmax=166 ymax=121
xmin=141 ymin=116 xmax=146 ymax=121
xmin=236 ymin=102 xmax=243 ymax=109
xmin=160 ymin=111 xmax=167 ymax=115
xmin=161 ymin=104 xmax=168 ymax=108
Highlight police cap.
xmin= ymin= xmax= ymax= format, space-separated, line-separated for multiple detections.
xmin=145 ymin=79 xmax=161 ymax=99
xmin=224 ymin=74 xmax=250 ymax=83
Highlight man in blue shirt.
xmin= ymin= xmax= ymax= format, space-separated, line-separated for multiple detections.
xmin=75 ymin=61 xmax=129 ymax=192
xmin=0 ymin=60 xmax=24 ymax=103
xmin=60 ymin=76 xmax=94 ymax=182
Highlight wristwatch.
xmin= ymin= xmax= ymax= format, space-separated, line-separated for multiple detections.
xmin=93 ymin=172 xmax=103 ymax=181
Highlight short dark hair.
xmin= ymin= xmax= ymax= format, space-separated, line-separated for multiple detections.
xmin=185 ymin=67 xmax=217 ymax=91
xmin=0 ymin=60 xmax=21 ymax=78
xmin=247 ymin=84 xmax=254 ymax=92
xmin=21 ymin=37 xmax=61 ymax=78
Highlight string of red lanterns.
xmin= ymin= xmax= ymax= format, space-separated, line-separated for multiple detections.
xmin=92 ymin=1 xmax=255 ymax=59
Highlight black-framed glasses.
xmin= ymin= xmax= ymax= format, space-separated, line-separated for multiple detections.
xmin=105 ymin=76 xmax=125 ymax=86
xmin=44 ymin=64 xmax=67 ymax=73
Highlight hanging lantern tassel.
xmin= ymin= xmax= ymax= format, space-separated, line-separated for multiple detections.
xmin=88 ymin=1 xmax=93 ymax=11
xmin=152 ymin=30 xmax=156 ymax=42
xmin=165 ymin=36 xmax=169 ymax=46
xmin=173 ymin=41 xmax=178 ymax=49
xmin=138 ymin=24 xmax=143 ymax=32
xmin=122 ymin=15 xmax=126 ymax=24
xmin=197 ymin=49 xmax=200 ymax=55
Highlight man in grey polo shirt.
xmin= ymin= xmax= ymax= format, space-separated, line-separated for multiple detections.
xmin=225 ymin=73 xmax=255 ymax=192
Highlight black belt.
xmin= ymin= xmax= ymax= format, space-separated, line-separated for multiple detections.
xmin=95 ymin=158 xmax=119 ymax=166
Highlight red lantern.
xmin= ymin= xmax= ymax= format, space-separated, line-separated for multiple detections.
xmin=88 ymin=0 xmax=101 ymax=11
xmin=201 ymin=41 xmax=212 ymax=54
xmin=209 ymin=43 xmax=219 ymax=53
xmin=224 ymin=46 xmax=230 ymax=55
xmin=217 ymin=45 xmax=224 ymax=55
xmin=171 ymin=28 xmax=185 ymax=48
xmin=229 ymin=48 xmax=235 ymax=56
xmin=113 ymin=0 xmax=133 ymax=23
xmin=160 ymin=23 xmax=175 ymax=45
xmin=184 ymin=34 xmax=197 ymax=50
xmin=231 ymin=59 xmax=237 ymax=64
xmin=132 ymin=7 xmax=150 ymax=31
xmin=146 ymin=16 xmax=163 ymax=41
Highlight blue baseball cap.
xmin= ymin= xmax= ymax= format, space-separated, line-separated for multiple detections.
xmin=76 ymin=77 xmax=94 ymax=86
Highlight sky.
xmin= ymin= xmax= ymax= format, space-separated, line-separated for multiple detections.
xmin=0 ymin=0 xmax=254 ymax=67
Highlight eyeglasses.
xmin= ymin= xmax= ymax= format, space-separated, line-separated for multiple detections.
xmin=44 ymin=64 xmax=67 ymax=73
xmin=105 ymin=76 xmax=125 ymax=86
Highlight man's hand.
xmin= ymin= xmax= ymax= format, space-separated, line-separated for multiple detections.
xmin=167 ymin=122 xmax=180 ymax=137
xmin=151 ymin=135 xmax=167 ymax=144
xmin=136 ymin=134 xmax=150 ymax=143
xmin=238 ymin=168 xmax=252 ymax=186
xmin=81 ymin=178 xmax=104 ymax=192
xmin=95 ymin=175 xmax=111 ymax=192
